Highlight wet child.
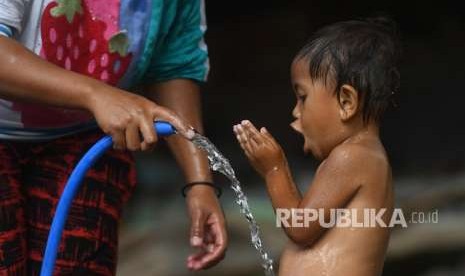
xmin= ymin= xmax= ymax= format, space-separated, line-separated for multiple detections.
xmin=234 ymin=18 xmax=400 ymax=276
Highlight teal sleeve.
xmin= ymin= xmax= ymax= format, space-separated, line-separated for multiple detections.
xmin=144 ymin=0 xmax=209 ymax=84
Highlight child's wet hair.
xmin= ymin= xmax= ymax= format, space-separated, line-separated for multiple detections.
xmin=296 ymin=17 xmax=401 ymax=123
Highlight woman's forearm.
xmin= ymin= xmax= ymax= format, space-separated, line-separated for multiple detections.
xmin=0 ymin=36 xmax=199 ymax=149
xmin=0 ymin=36 xmax=112 ymax=110
xmin=145 ymin=79 xmax=212 ymax=183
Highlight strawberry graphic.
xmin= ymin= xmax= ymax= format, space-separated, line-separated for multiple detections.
xmin=40 ymin=0 xmax=132 ymax=86
xmin=12 ymin=0 xmax=133 ymax=127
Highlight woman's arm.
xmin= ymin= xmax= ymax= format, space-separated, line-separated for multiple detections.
xmin=145 ymin=79 xmax=227 ymax=271
xmin=0 ymin=36 xmax=193 ymax=149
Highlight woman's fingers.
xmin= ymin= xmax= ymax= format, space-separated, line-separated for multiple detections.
xmin=125 ymin=122 xmax=141 ymax=151
xmin=139 ymin=116 xmax=158 ymax=151
xmin=111 ymin=130 xmax=126 ymax=150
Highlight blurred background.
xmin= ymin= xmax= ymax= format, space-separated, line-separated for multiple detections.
xmin=117 ymin=1 xmax=465 ymax=275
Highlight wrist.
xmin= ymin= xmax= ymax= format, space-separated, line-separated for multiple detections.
xmin=80 ymin=79 xmax=101 ymax=112
xmin=183 ymin=181 xmax=222 ymax=198
xmin=82 ymin=80 xmax=120 ymax=112
xmin=264 ymin=163 xmax=288 ymax=180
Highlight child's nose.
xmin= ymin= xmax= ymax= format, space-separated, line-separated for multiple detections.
xmin=292 ymin=105 xmax=300 ymax=119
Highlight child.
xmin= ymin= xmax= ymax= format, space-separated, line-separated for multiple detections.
xmin=234 ymin=18 xmax=400 ymax=276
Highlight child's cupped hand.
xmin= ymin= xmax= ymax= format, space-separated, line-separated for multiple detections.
xmin=233 ymin=120 xmax=287 ymax=178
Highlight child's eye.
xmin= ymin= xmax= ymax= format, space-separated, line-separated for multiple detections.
xmin=298 ymin=95 xmax=307 ymax=102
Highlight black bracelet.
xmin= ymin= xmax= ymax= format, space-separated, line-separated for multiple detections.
xmin=181 ymin=181 xmax=222 ymax=198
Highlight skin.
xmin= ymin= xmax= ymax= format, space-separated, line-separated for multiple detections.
xmin=233 ymin=59 xmax=393 ymax=276
xmin=0 ymin=36 xmax=227 ymax=271
xmin=145 ymin=80 xmax=227 ymax=270
xmin=0 ymin=36 xmax=193 ymax=147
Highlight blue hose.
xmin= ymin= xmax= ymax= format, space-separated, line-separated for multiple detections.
xmin=40 ymin=121 xmax=176 ymax=276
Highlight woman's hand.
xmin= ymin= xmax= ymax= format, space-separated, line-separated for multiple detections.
xmin=89 ymin=88 xmax=194 ymax=151
xmin=185 ymin=185 xmax=227 ymax=271
xmin=0 ymin=37 xmax=194 ymax=151
xmin=234 ymin=120 xmax=287 ymax=178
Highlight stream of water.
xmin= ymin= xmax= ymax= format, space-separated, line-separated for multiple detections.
xmin=191 ymin=133 xmax=275 ymax=276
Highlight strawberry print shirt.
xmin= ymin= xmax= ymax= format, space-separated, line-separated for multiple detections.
xmin=0 ymin=0 xmax=209 ymax=140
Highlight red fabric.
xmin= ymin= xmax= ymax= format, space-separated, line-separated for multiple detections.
xmin=0 ymin=129 xmax=137 ymax=275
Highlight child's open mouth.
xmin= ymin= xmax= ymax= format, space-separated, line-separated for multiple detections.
xmin=290 ymin=120 xmax=303 ymax=135
xmin=290 ymin=121 xmax=313 ymax=153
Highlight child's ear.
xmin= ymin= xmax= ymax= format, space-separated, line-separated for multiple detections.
xmin=337 ymin=84 xmax=359 ymax=121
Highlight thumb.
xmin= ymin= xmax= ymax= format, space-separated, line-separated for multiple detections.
xmin=152 ymin=107 xmax=195 ymax=140
xmin=190 ymin=210 xmax=206 ymax=247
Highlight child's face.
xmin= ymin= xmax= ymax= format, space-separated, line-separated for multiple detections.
xmin=290 ymin=59 xmax=343 ymax=159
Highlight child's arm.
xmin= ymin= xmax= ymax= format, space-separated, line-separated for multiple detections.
xmin=234 ymin=121 xmax=302 ymax=208
xmin=234 ymin=120 xmax=362 ymax=247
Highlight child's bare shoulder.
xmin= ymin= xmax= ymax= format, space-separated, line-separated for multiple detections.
xmin=320 ymin=140 xmax=390 ymax=184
